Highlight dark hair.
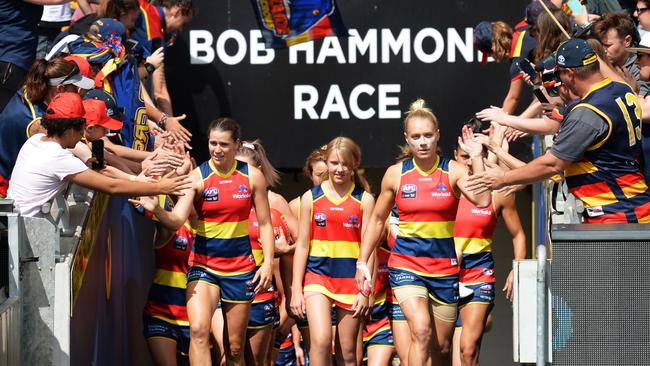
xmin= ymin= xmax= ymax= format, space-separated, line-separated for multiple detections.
xmin=237 ymin=139 xmax=280 ymax=188
xmin=154 ymin=0 xmax=197 ymax=16
xmin=572 ymin=59 xmax=601 ymax=78
xmin=41 ymin=117 xmax=86 ymax=137
xmin=464 ymin=117 xmax=483 ymax=134
xmin=24 ymin=58 xmax=77 ymax=102
xmin=303 ymin=145 xmax=327 ymax=179
xmin=98 ymin=0 xmax=139 ymax=19
xmin=535 ymin=9 xmax=572 ymax=62
xmin=208 ymin=117 xmax=241 ymax=142
xmin=592 ymin=12 xmax=635 ymax=40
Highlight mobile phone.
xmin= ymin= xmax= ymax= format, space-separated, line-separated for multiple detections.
xmin=517 ymin=58 xmax=537 ymax=80
xmin=533 ymin=86 xmax=550 ymax=104
xmin=91 ymin=139 xmax=105 ymax=170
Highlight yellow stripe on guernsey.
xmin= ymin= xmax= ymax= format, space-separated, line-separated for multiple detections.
xmin=195 ymin=220 xmax=249 ymax=238
xmin=303 ymin=284 xmax=357 ymax=304
xmin=153 ymin=269 xmax=187 ymax=289
xmin=398 ymin=221 xmax=454 ymax=239
xmin=564 ymin=160 xmax=599 ymax=177
xmin=622 ymin=181 xmax=648 ymax=199
xmin=309 ymin=240 xmax=359 ymax=258
xmin=252 ymin=248 xmax=264 ymax=266
xmin=153 ymin=315 xmax=189 ymax=327
xmin=580 ymin=192 xmax=618 ymax=208
xmin=455 ymin=237 xmax=493 ymax=254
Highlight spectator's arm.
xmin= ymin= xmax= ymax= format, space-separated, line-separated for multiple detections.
xmin=67 ymin=168 xmax=191 ymax=197
xmin=24 ymin=0 xmax=70 ymax=5
xmin=637 ymin=95 xmax=650 ymax=123
xmin=103 ymin=137 xmax=152 ymax=162
xmin=502 ymin=78 xmax=525 ymax=114
xmin=152 ymin=65 xmax=173 ymax=115
xmin=75 ymin=0 xmax=92 ymax=14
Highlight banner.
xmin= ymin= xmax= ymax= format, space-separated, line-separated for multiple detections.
xmin=250 ymin=0 xmax=348 ymax=48
xmin=166 ymin=0 xmax=531 ymax=168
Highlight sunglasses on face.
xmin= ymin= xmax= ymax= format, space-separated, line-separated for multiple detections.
xmin=635 ymin=7 xmax=650 ymax=14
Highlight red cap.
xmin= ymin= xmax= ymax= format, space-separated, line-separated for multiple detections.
xmin=64 ymin=55 xmax=101 ymax=88
xmin=82 ymin=99 xmax=123 ymax=130
xmin=45 ymin=92 xmax=85 ymax=119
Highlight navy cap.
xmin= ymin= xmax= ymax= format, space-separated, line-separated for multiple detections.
xmin=474 ymin=21 xmax=493 ymax=64
xmin=525 ymin=1 xmax=558 ymax=26
xmin=555 ymin=38 xmax=597 ymax=68
xmin=88 ymin=18 xmax=127 ymax=43
xmin=83 ymin=88 xmax=124 ymax=121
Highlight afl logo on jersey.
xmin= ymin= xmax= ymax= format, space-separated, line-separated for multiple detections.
xmin=314 ymin=213 xmax=327 ymax=227
xmin=401 ymin=184 xmax=417 ymax=198
xmin=203 ymin=187 xmax=220 ymax=202
xmin=174 ymin=236 xmax=189 ymax=251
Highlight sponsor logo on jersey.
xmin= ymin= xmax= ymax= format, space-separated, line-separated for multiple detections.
xmin=401 ymin=184 xmax=417 ymax=198
xmin=203 ymin=187 xmax=220 ymax=202
xmin=418 ymin=177 xmax=432 ymax=182
xmin=329 ymin=206 xmax=344 ymax=211
xmin=314 ymin=212 xmax=327 ymax=227
xmin=471 ymin=207 xmax=492 ymax=215
xmin=483 ymin=268 xmax=494 ymax=276
xmin=343 ymin=215 xmax=360 ymax=229
xmin=431 ymin=183 xmax=452 ymax=198
xmin=451 ymin=258 xmax=458 ymax=266
xmin=219 ymin=179 xmax=232 ymax=184
xmin=174 ymin=236 xmax=189 ymax=251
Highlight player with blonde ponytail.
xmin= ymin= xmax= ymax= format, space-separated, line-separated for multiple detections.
xmin=355 ymin=99 xmax=491 ymax=366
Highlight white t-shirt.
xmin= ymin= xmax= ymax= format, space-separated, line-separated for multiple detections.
xmin=8 ymin=134 xmax=87 ymax=217
xmin=40 ymin=5 xmax=73 ymax=23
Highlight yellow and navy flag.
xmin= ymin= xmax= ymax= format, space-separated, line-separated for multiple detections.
xmin=250 ymin=0 xmax=348 ymax=48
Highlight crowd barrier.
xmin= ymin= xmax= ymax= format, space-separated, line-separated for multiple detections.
xmin=0 ymin=187 xmax=156 ymax=365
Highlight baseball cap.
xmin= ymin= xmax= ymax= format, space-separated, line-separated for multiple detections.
xmin=88 ymin=18 xmax=127 ymax=43
xmin=45 ymin=92 xmax=86 ymax=119
xmin=474 ymin=21 xmax=493 ymax=64
xmin=48 ymin=62 xmax=95 ymax=90
xmin=555 ymin=38 xmax=598 ymax=68
xmin=525 ymin=1 xmax=558 ymax=26
xmin=82 ymin=99 xmax=123 ymax=130
xmin=627 ymin=32 xmax=650 ymax=54
xmin=64 ymin=55 xmax=101 ymax=88
xmin=83 ymin=88 xmax=124 ymax=122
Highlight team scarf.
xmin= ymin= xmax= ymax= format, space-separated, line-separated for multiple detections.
xmin=68 ymin=38 xmax=151 ymax=151
xmin=250 ymin=0 xmax=348 ymax=48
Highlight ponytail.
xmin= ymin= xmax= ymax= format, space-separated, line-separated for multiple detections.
xmin=24 ymin=59 xmax=49 ymax=102
xmin=237 ymin=139 xmax=280 ymax=188
xmin=24 ymin=57 xmax=76 ymax=102
xmin=353 ymin=168 xmax=371 ymax=193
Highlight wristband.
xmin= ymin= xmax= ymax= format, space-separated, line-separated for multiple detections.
xmin=158 ymin=113 xmax=168 ymax=129
xmin=356 ymin=261 xmax=372 ymax=283
xmin=144 ymin=62 xmax=156 ymax=75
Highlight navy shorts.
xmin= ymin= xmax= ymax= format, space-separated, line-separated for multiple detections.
xmin=143 ymin=314 xmax=190 ymax=355
xmin=187 ymin=266 xmax=255 ymax=303
xmin=248 ymin=297 xmax=280 ymax=329
xmin=455 ymin=282 xmax=495 ymax=327
xmin=389 ymin=267 xmax=459 ymax=305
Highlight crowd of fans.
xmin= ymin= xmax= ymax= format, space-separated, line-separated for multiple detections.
xmin=0 ymin=0 xmax=648 ymax=365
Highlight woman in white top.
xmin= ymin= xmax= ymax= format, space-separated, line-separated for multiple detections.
xmin=8 ymin=92 xmax=189 ymax=217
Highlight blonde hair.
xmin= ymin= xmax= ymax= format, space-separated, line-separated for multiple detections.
xmin=237 ymin=139 xmax=280 ymax=188
xmin=322 ymin=137 xmax=370 ymax=192
xmin=399 ymin=99 xmax=440 ymax=160
xmin=491 ymin=21 xmax=513 ymax=62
